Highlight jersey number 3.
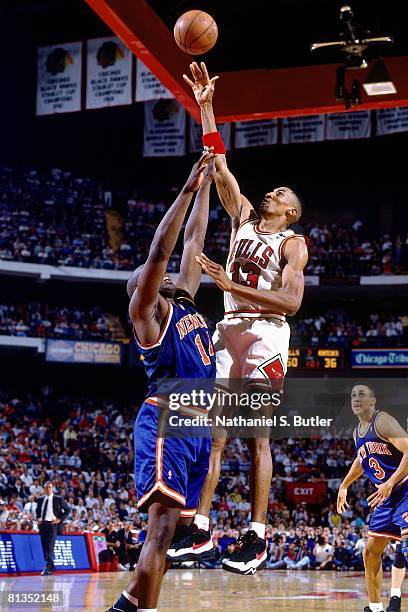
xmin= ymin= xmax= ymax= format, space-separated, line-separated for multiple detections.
xmin=195 ymin=332 xmax=214 ymax=366
xmin=368 ymin=457 xmax=386 ymax=481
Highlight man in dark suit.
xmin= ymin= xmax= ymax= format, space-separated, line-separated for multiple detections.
xmin=36 ymin=482 xmax=70 ymax=575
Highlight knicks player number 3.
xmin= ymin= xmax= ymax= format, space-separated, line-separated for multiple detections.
xmin=369 ymin=457 xmax=386 ymax=480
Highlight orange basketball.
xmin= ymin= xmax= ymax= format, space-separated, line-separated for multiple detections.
xmin=174 ymin=10 xmax=218 ymax=55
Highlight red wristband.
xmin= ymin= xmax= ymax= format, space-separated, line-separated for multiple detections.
xmin=202 ymin=131 xmax=226 ymax=155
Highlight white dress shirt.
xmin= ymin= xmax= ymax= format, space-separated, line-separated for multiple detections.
xmin=43 ymin=494 xmax=56 ymax=521
xmin=24 ymin=500 xmax=37 ymax=514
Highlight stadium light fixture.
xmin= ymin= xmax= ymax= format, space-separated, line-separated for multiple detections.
xmin=363 ymin=60 xmax=397 ymax=95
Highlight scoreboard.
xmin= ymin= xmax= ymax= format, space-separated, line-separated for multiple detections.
xmin=288 ymin=347 xmax=344 ymax=370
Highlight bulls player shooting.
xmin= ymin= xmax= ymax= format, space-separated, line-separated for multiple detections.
xmin=337 ymin=385 xmax=408 ymax=612
xmin=168 ymin=61 xmax=308 ymax=576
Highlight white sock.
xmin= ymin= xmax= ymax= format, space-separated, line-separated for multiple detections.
xmin=369 ymin=603 xmax=384 ymax=612
xmin=391 ymin=588 xmax=401 ymax=598
xmin=249 ymin=521 xmax=265 ymax=539
xmin=123 ymin=591 xmax=139 ymax=606
xmin=193 ymin=513 xmax=209 ymax=531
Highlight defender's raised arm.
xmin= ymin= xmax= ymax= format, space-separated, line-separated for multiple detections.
xmin=128 ymin=151 xmax=214 ymax=345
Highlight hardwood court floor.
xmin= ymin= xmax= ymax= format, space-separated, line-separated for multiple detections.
xmin=0 ymin=569 xmax=402 ymax=611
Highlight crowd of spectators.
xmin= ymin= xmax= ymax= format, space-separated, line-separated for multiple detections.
xmin=0 ymin=388 xmax=398 ymax=571
xmin=0 ymin=166 xmax=115 ymax=269
xmin=0 ymin=302 xmax=123 ymax=340
xmin=1 ymin=300 xmax=405 ymax=349
xmin=1 ymin=164 xmax=407 ymax=276
xmin=291 ymin=311 xmax=407 ymax=348
xmin=306 ymin=222 xmax=408 ymax=276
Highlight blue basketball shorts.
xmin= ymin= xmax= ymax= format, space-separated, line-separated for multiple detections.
xmin=369 ymin=480 xmax=408 ymax=541
xmin=134 ymin=398 xmax=211 ymax=517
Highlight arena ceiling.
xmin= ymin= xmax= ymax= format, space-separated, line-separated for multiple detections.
xmin=6 ymin=0 xmax=408 ymax=121
xmin=84 ymin=0 xmax=408 ymax=121
xmin=146 ymin=0 xmax=408 ymax=72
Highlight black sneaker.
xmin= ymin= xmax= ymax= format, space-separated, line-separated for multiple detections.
xmin=387 ymin=596 xmax=402 ymax=612
xmin=166 ymin=523 xmax=214 ymax=562
xmin=222 ymin=530 xmax=267 ymax=575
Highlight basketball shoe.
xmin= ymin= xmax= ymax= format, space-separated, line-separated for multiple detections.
xmin=222 ymin=530 xmax=267 ymax=575
xmin=166 ymin=523 xmax=214 ymax=562
xmin=387 ymin=596 xmax=402 ymax=611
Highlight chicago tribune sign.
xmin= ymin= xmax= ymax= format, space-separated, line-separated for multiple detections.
xmin=352 ymin=349 xmax=408 ymax=368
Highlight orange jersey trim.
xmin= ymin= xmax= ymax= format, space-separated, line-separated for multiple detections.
xmin=137 ymin=481 xmax=186 ymax=509
xmin=180 ymin=508 xmax=197 ymax=518
xmin=135 ymin=303 xmax=173 ymax=350
xmin=368 ymin=530 xmax=401 ymax=541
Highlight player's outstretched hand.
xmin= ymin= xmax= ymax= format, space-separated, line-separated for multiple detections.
xmin=195 ymin=253 xmax=232 ymax=291
xmin=201 ymin=158 xmax=216 ymax=184
xmin=184 ymin=149 xmax=215 ymax=193
xmin=183 ymin=61 xmax=219 ymax=106
xmin=367 ymin=480 xmax=393 ymax=509
xmin=336 ymin=487 xmax=349 ymax=514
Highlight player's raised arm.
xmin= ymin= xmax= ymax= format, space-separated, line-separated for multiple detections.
xmin=337 ymin=457 xmax=364 ymax=514
xmin=128 ymin=151 xmax=214 ymax=344
xmin=367 ymin=413 xmax=408 ymax=508
xmin=196 ymin=236 xmax=308 ymax=316
xmin=177 ymin=160 xmax=216 ymax=298
xmin=183 ymin=61 xmax=254 ymax=225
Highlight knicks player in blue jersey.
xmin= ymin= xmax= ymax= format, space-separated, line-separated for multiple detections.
xmin=337 ymin=385 xmax=408 ymax=612
xmin=107 ymin=151 xmax=216 ymax=612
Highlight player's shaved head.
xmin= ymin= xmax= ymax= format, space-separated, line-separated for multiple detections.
xmin=351 ymin=384 xmax=376 ymax=398
xmin=290 ymin=188 xmax=304 ymax=222
xmin=259 ymin=186 xmax=304 ymax=223
xmin=127 ymin=265 xmax=176 ymax=300
xmin=127 ymin=265 xmax=144 ymax=298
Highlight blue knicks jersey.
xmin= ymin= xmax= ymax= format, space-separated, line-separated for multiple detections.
xmin=135 ymin=290 xmax=216 ymax=398
xmin=355 ymin=410 xmax=404 ymax=486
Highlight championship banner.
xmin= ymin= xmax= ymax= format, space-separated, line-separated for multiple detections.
xmin=376 ymin=107 xmax=408 ymax=136
xmin=143 ymin=100 xmax=186 ymax=157
xmin=326 ymin=110 xmax=371 ymax=141
xmin=36 ymin=42 xmax=82 ymax=116
xmin=351 ymin=349 xmax=408 ymax=369
xmin=46 ymin=340 xmax=123 ymax=365
xmin=285 ymin=482 xmax=327 ymax=504
xmin=135 ymin=58 xmax=173 ymax=102
xmin=86 ymin=37 xmax=132 ymax=109
xmin=189 ymin=119 xmax=231 ymax=153
xmin=234 ymin=119 xmax=278 ymax=148
xmin=282 ymin=114 xmax=325 ymax=144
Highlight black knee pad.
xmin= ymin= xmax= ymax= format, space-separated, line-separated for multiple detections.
xmin=393 ymin=543 xmax=406 ymax=569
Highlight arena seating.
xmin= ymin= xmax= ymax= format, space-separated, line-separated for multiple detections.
xmin=0 ymin=389 xmax=379 ymax=570
xmin=0 ymin=302 xmax=405 ymax=348
xmin=1 ymin=164 xmax=407 ymax=275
